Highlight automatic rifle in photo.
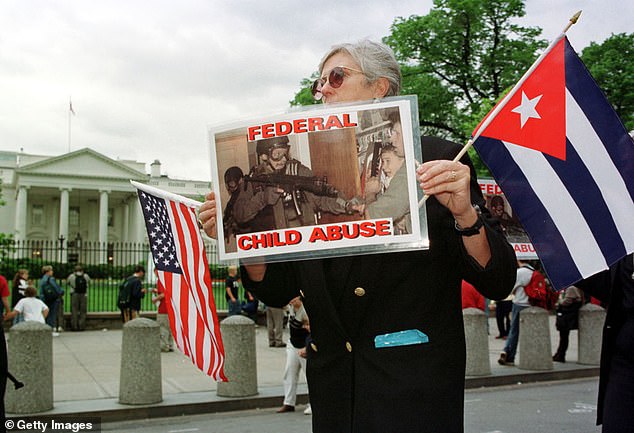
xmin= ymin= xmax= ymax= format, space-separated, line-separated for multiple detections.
xmin=244 ymin=172 xmax=339 ymax=217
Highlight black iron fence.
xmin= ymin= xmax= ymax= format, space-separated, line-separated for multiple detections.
xmin=0 ymin=239 xmax=232 ymax=312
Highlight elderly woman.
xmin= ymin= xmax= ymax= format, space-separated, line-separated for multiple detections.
xmin=200 ymin=40 xmax=516 ymax=433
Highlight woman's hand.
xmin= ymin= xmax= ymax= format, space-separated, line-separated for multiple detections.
xmin=417 ymin=159 xmax=491 ymax=266
xmin=198 ymin=191 xmax=218 ymax=239
xmin=416 ymin=160 xmax=477 ymax=227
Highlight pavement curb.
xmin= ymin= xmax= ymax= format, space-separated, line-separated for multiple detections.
xmin=7 ymin=368 xmax=599 ymax=424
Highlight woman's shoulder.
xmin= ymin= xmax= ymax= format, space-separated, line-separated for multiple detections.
xmin=421 ymin=136 xmax=463 ymax=161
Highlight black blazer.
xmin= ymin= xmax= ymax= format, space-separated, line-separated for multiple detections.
xmin=242 ymin=136 xmax=517 ymax=433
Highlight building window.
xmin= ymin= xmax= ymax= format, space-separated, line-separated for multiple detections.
xmin=108 ymin=208 xmax=114 ymax=227
xmin=32 ymin=205 xmax=44 ymax=227
xmin=69 ymin=207 xmax=80 ymax=226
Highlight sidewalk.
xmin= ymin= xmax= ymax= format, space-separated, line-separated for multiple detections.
xmin=6 ymin=316 xmax=599 ymax=422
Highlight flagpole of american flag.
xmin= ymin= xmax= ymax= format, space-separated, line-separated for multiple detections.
xmin=68 ymin=97 xmax=76 ymax=153
xmin=418 ymin=10 xmax=582 ymax=208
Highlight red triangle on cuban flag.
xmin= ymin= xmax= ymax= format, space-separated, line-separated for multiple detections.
xmin=474 ymin=38 xmax=567 ymax=160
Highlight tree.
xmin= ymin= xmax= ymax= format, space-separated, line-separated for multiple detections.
xmin=384 ymin=0 xmax=547 ymax=145
xmin=290 ymin=74 xmax=321 ymax=107
xmin=581 ymin=33 xmax=634 ymax=131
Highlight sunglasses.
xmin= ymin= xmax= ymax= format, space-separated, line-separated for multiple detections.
xmin=269 ymin=148 xmax=289 ymax=162
xmin=311 ymin=66 xmax=364 ymax=100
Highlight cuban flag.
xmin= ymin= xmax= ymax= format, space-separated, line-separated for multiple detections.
xmin=473 ymin=35 xmax=634 ymax=290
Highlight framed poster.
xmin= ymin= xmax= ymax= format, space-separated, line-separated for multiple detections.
xmin=209 ymin=95 xmax=428 ymax=263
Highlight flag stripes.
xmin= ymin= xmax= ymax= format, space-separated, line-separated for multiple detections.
xmin=168 ymin=200 xmax=226 ymax=379
xmin=476 ymin=137 xmax=583 ymax=288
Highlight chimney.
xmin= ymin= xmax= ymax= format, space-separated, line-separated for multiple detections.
xmin=150 ymin=160 xmax=161 ymax=177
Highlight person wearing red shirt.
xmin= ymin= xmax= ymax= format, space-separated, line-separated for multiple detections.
xmin=461 ymin=280 xmax=485 ymax=311
xmin=152 ymin=277 xmax=174 ymax=352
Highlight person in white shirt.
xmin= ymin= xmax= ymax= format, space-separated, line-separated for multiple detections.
xmin=5 ymin=286 xmax=49 ymax=324
xmin=498 ymin=260 xmax=533 ymax=365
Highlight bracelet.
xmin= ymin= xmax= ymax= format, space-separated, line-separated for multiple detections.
xmin=454 ymin=205 xmax=484 ymax=237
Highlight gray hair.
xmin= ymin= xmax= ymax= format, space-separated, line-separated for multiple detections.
xmin=318 ymin=39 xmax=401 ymax=97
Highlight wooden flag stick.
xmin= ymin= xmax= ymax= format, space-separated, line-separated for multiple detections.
xmin=417 ymin=10 xmax=582 ymax=208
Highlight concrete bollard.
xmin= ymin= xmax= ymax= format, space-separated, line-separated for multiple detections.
xmin=119 ymin=318 xmax=162 ymax=405
xmin=217 ymin=315 xmax=257 ymax=397
xmin=463 ymin=308 xmax=491 ymax=376
xmin=518 ymin=307 xmax=553 ymax=371
xmin=578 ymin=303 xmax=606 ymax=365
xmin=6 ymin=322 xmax=53 ymax=413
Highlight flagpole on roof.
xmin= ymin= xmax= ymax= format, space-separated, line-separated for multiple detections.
xmin=68 ymin=97 xmax=75 ymax=153
xmin=418 ymin=10 xmax=582 ymax=208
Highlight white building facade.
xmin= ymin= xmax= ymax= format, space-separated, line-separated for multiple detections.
xmin=0 ymin=148 xmax=211 ymax=262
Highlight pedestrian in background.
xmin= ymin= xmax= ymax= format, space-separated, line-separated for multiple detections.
xmin=461 ymin=280 xmax=485 ymax=311
xmin=266 ymin=305 xmax=286 ymax=348
xmin=152 ymin=270 xmax=174 ymax=352
xmin=277 ymin=296 xmax=311 ymax=414
xmin=67 ymin=265 xmax=90 ymax=331
xmin=5 ymin=286 xmax=48 ymax=324
xmin=553 ymin=285 xmax=584 ymax=363
xmin=128 ymin=265 xmax=146 ymax=320
xmin=498 ymin=260 xmax=532 ymax=366
xmin=39 ymin=265 xmax=64 ymax=335
xmin=494 ymin=292 xmax=513 ymax=339
xmin=10 ymin=269 xmax=29 ymax=325
xmin=225 ymin=265 xmax=241 ymax=316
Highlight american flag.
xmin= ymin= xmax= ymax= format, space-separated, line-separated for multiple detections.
xmin=132 ymin=181 xmax=226 ymax=381
xmin=473 ymin=36 xmax=634 ymax=290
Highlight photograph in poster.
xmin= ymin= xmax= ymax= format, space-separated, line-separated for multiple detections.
xmin=209 ymin=96 xmax=428 ymax=263
xmin=478 ymin=179 xmax=538 ymax=259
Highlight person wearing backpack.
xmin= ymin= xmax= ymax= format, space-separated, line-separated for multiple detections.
xmin=498 ymin=260 xmax=533 ymax=366
xmin=553 ymin=285 xmax=584 ymax=363
xmin=38 ymin=265 xmax=64 ymax=335
xmin=120 ymin=265 xmax=146 ymax=322
xmin=67 ymin=265 xmax=91 ymax=331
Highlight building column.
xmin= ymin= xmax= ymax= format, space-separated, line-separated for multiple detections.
xmin=14 ymin=186 xmax=29 ymax=242
xmin=59 ymin=188 xmax=71 ymax=263
xmin=129 ymin=194 xmax=145 ymax=264
xmin=123 ymin=200 xmax=130 ymax=242
xmin=99 ymin=190 xmax=109 ymax=263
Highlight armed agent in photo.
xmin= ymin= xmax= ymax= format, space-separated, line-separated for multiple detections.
xmin=232 ymin=136 xmax=362 ymax=233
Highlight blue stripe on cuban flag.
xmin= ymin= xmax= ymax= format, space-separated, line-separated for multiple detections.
xmin=475 ymin=39 xmax=634 ymax=290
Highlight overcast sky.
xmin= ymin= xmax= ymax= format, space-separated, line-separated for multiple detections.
xmin=1 ymin=0 xmax=631 ymax=181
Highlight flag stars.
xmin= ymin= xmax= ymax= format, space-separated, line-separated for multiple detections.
xmin=511 ymin=91 xmax=543 ymax=128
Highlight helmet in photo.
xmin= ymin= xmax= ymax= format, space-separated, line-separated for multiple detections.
xmin=224 ymin=166 xmax=244 ymax=184
xmin=256 ymin=136 xmax=290 ymax=157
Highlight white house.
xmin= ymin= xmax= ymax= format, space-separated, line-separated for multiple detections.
xmin=0 ymin=148 xmax=211 ymax=255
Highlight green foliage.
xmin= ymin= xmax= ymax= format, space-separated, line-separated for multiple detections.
xmin=384 ymin=0 xmax=547 ymax=142
xmin=290 ymin=74 xmax=321 ymax=107
xmin=581 ymin=33 xmax=634 ymax=131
